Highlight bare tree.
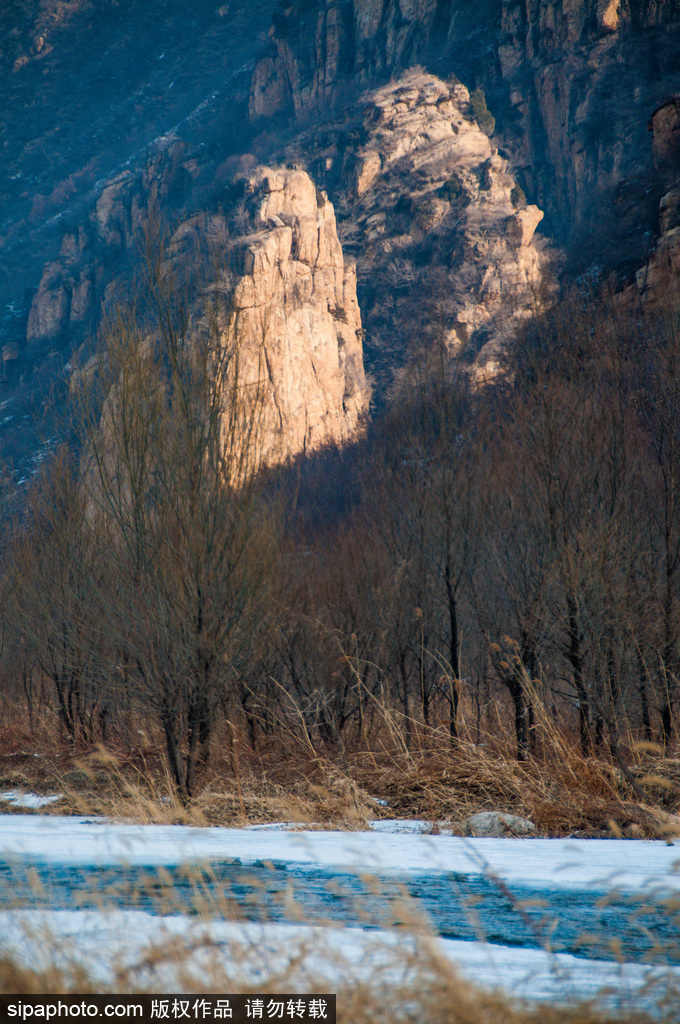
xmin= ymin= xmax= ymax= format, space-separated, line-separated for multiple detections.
xmin=8 ymin=451 xmax=107 ymax=743
xmin=73 ymin=234 xmax=279 ymax=798
xmin=633 ymin=305 xmax=680 ymax=746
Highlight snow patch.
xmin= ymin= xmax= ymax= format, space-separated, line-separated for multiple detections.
xmin=0 ymin=909 xmax=676 ymax=1010
xmin=0 ymin=792 xmax=62 ymax=809
xmin=0 ymin=815 xmax=679 ymax=893
xmin=369 ymin=819 xmax=453 ymax=834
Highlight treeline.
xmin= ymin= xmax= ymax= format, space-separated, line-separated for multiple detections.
xmin=2 ymin=270 xmax=680 ymax=799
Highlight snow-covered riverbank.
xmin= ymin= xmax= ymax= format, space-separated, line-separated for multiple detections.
xmin=1 ymin=815 xmax=679 ymax=1011
xmin=3 ymin=908 xmax=677 ymax=1011
xmin=1 ymin=814 xmax=679 ymax=891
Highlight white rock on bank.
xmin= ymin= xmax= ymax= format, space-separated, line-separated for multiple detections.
xmin=464 ymin=811 xmax=537 ymax=838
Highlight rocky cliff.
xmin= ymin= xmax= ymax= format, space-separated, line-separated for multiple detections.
xmin=224 ymin=167 xmax=368 ymax=458
xmin=7 ymin=0 xmax=680 ymax=478
xmin=249 ymin=0 xmax=449 ymax=120
xmin=250 ymin=0 xmax=680 ymax=257
xmin=631 ymin=180 xmax=680 ymax=304
xmin=70 ymin=164 xmax=367 ymax=465
xmin=28 ymin=69 xmax=544 ymax=405
xmin=25 ymin=137 xmax=197 ymax=359
xmin=281 ymin=71 xmax=546 ymax=384
xmin=498 ymin=0 xmax=680 ymax=261
xmin=621 ymin=98 xmax=680 ymax=308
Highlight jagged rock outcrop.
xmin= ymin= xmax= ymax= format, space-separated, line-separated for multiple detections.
xmin=27 ymin=130 xmax=368 ymax=461
xmin=224 ymin=167 xmax=368 ymax=459
xmin=26 ymin=227 xmax=100 ymax=349
xmin=26 ymin=138 xmax=195 ymax=354
xmin=627 ymin=181 xmax=680 ymax=305
xmin=88 ymin=166 xmax=368 ymax=496
xmin=70 ymin=164 xmax=368 ymax=464
xmin=249 ymin=0 xmax=444 ymax=120
xmin=284 ymin=71 xmax=546 ymax=383
xmin=619 ymin=103 xmax=680 ymax=308
xmin=650 ymin=97 xmax=680 ymax=171
xmin=251 ymin=0 xmax=680 ymax=253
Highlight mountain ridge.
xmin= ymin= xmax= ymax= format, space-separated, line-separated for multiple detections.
xmin=0 ymin=0 xmax=679 ymax=474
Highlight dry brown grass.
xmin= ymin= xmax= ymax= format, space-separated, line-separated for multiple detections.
xmin=0 ymin=921 xmax=671 ymax=1024
xmin=350 ymin=737 xmax=680 ymax=839
xmin=0 ymin=713 xmax=381 ymax=827
xmin=1 ymin=704 xmax=678 ymax=1022
xmin=0 ymin=978 xmax=655 ymax=1024
xmin=0 ymin=930 xmax=672 ymax=1024
xmin=0 ymin=700 xmax=679 ymax=838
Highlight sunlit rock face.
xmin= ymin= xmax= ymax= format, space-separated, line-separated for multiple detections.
xmin=224 ymin=167 xmax=368 ymax=461
xmin=29 ymin=147 xmax=368 ymax=465
xmin=282 ymin=71 xmax=546 ymax=385
xmin=250 ymin=0 xmax=680 ymax=248
xmin=345 ymin=73 xmax=545 ymax=380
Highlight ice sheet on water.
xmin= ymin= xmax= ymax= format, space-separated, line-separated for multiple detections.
xmin=0 ymin=815 xmax=679 ymax=893
xmin=1 ymin=817 xmax=679 ymax=1011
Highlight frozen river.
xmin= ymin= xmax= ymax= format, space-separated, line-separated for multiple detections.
xmin=1 ymin=815 xmax=679 ymax=1009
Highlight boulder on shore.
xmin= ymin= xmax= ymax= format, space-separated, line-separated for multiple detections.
xmin=464 ymin=811 xmax=536 ymax=838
